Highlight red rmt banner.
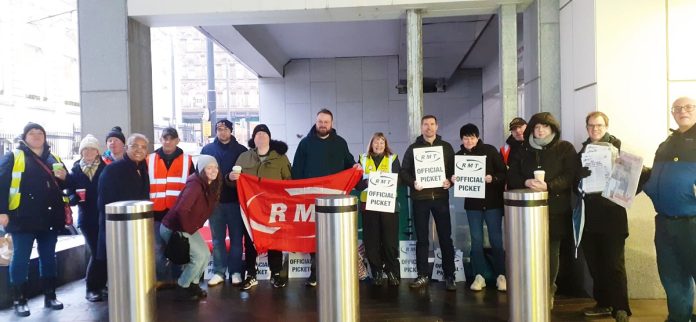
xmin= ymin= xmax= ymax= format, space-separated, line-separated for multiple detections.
xmin=236 ymin=168 xmax=362 ymax=253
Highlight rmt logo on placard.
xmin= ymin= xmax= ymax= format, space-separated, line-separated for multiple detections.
xmin=369 ymin=174 xmax=395 ymax=187
xmin=456 ymin=159 xmax=484 ymax=171
xmin=415 ymin=150 xmax=441 ymax=163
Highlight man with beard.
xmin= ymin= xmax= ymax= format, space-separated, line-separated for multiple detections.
xmin=292 ymin=108 xmax=359 ymax=287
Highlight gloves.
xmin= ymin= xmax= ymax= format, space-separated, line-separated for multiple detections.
xmin=578 ymin=166 xmax=592 ymax=179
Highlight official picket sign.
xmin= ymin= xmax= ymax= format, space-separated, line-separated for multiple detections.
xmin=399 ymin=240 xmax=418 ymax=278
xmin=431 ymin=248 xmax=466 ymax=282
xmin=413 ymin=146 xmax=446 ymax=189
xmin=365 ymin=172 xmax=398 ymax=213
xmin=288 ymin=252 xmax=312 ymax=278
xmin=453 ymin=155 xmax=486 ymax=199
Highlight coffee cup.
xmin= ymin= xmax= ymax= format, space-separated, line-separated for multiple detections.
xmin=232 ymin=165 xmax=242 ymax=174
xmin=52 ymin=163 xmax=64 ymax=172
xmin=534 ymin=170 xmax=545 ymax=182
xmin=76 ymin=189 xmax=86 ymax=202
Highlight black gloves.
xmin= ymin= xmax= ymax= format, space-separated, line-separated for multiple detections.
xmin=578 ymin=166 xmax=592 ymax=179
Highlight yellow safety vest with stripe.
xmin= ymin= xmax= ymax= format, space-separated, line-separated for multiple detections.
xmin=9 ymin=149 xmax=69 ymax=210
xmin=359 ymin=153 xmax=397 ymax=202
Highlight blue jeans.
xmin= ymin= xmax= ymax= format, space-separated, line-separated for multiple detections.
xmin=10 ymin=230 xmax=58 ymax=285
xmin=467 ymin=208 xmax=505 ymax=277
xmin=160 ymin=225 xmax=210 ymax=287
xmin=154 ymin=220 xmax=181 ymax=281
xmin=655 ymin=215 xmax=696 ymax=322
xmin=209 ymin=202 xmax=244 ymax=277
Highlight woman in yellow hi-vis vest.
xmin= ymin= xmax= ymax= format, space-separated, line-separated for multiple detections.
xmin=0 ymin=123 xmax=68 ymax=317
xmin=356 ymin=132 xmax=401 ymax=286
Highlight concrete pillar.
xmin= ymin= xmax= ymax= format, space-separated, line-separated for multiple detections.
xmin=406 ymin=9 xmax=423 ymax=141
xmin=77 ymin=0 xmax=154 ymax=144
xmin=499 ymin=4 xmax=518 ymax=140
xmin=523 ymin=0 xmax=561 ymax=118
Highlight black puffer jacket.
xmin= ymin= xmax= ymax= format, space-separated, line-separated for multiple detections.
xmin=578 ymin=133 xmax=628 ymax=236
xmin=455 ymin=140 xmax=506 ymax=210
xmin=508 ymin=112 xmax=577 ymax=237
xmin=400 ymin=135 xmax=455 ymax=201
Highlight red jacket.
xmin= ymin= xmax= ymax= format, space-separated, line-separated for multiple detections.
xmin=162 ymin=174 xmax=218 ymax=234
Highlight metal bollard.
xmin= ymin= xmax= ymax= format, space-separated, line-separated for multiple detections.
xmin=504 ymin=189 xmax=549 ymax=322
xmin=105 ymin=200 xmax=156 ymax=322
xmin=315 ymin=195 xmax=360 ymax=322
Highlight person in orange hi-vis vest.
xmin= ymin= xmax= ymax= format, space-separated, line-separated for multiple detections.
xmin=500 ymin=117 xmax=527 ymax=166
xmin=148 ymin=127 xmax=194 ymax=289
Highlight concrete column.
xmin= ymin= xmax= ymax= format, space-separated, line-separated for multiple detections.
xmin=499 ymin=4 xmax=518 ymax=140
xmin=406 ymin=9 xmax=423 ymax=141
xmin=78 ymin=0 xmax=154 ymax=144
xmin=523 ymin=0 xmax=561 ymax=118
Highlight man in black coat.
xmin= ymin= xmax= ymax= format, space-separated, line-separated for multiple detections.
xmin=399 ymin=115 xmax=457 ymax=291
xmin=96 ymin=134 xmax=150 ymax=264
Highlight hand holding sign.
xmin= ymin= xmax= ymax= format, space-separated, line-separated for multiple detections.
xmin=366 ymin=172 xmax=398 ymax=213
xmin=413 ymin=147 xmax=446 ymax=189
xmin=453 ymin=155 xmax=486 ymax=198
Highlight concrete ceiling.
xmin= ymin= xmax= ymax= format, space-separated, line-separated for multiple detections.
xmin=201 ymin=15 xmax=496 ymax=85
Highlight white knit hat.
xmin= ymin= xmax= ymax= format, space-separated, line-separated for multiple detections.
xmin=196 ymin=155 xmax=218 ymax=174
xmin=79 ymin=134 xmax=101 ymax=154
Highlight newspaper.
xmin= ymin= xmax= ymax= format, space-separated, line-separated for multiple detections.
xmin=601 ymin=151 xmax=643 ymax=208
xmin=581 ymin=143 xmax=616 ymax=193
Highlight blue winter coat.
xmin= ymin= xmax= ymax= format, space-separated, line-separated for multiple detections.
xmin=65 ymin=160 xmax=106 ymax=229
xmin=200 ymin=137 xmax=247 ymax=204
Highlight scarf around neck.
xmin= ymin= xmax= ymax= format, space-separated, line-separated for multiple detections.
xmin=529 ymin=132 xmax=556 ymax=150
xmin=80 ymin=158 xmax=101 ymax=181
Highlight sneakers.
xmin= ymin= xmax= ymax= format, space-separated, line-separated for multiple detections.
xmin=386 ymin=271 xmax=400 ymax=286
xmin=230 ymin=273 xmax=243 ymax=285
xmin=271 ymin=274 xmax=287 ymax=288
xmin=583 ymin=305 xmax=613 ymax=317
xmin=409 ymin=275 xmax=429 ymax=289
xmin=445 ymin=276 xmax=456 ymax=291
xmin=372 ymin=270 xmax=385 ymax=286
xmin=496 ymin=275 xmax=507 ymax=292
xmin=470 ymin=274 xmax=486 ymax=291
xmin=241 ymin=276 xmax=258 ymax=290
xmin=189 ymin=283 xmax=207 ymax=298
xmin=207 ymin=274 xmax=225 ymax=287
xmin=614 ymin=310 xmax=629 ymax=322
xmin=305 ymin=272 xmax=317 ymax=287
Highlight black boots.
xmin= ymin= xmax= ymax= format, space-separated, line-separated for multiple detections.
xmin=12 ymin=285 xmax=30 ymax=317
xmin=372 ymin=269 xmax=385 ymax=286
xmin=43 ymin=278 xmax=64 ymax=310
xmin=386 ymin=271 xmax=400 ymax=286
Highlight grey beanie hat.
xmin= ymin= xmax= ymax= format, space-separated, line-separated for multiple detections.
xmin=196 ymin=155 xmax=218 ymax=174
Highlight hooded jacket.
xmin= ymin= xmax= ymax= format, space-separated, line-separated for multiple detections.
xmin=508 ymin=112 xmax=577 ymax=237
xmin=162 ymin=174 xmax=219 ymax=235
xmin=200 ymin=137 xmax=247 ymax=203
xmin=236 ymin=140 xmax=292 ymax=180
xmin=400 ymin=134 xmax=455 ymax=201
xmin=455 ymin=139 xmax=507 ymax=210
xmin=291 ymin=126 xmax=355 ymax=179
xmin=578 ymin=133 xmax=628 ymax=235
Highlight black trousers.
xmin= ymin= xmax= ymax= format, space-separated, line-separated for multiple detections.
xmin=412 ymin=198 xmax=455 ymax=277
xmin=81 ymin=223 xmax=107 ymax=292
xmin=582 ymin=232 xmax=631 ymax=315
xmin=243 ymin=229 xmax=285 ymax=277
xmin=362 ymin=209 xmax=400 ymax=276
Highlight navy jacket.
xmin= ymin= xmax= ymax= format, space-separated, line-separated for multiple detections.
xmin=0 ymin=143 xmax=66 ymax=233
xmin=65 ymin=160 xmax=106 ymax=229
xmin=200 ymin=137 xmax=247 ymax=204
xmin=455 ymin=140 xmax=507 ymax=211
xmin=292 ymin=126 xmax=355 ymax=179
xmin=96 ymin=154 xmax=149 ymax=259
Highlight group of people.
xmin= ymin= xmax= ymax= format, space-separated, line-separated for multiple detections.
xmin=0 ymin=96 xmax=694 ymax=322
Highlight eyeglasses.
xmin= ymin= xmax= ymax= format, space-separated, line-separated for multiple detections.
xmin=128 ymin=144 xmax=148 ymax=150
xmin=586 ymin=124 xmax=606 ymax=129
xmin=671 ymin=104 xmax=696 ymax=113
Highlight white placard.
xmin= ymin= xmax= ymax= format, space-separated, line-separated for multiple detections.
xmin=413 ymin=146 xmax=446 ymax=189
xmin=288 ymin=252 xmax=312 ymax=278
xmin=203 ymin=255 xmax=215 ymax=280
xmin=431 ymin=248 xmax=466 ymax=282
xmin=256 ymin=253 xmax=270 ymax=281
xmin=365 ymin=172 xmax=398 ymax=213
xmin=581 ymin=144 xmax=615 ymax=193
xmin=602 ymin=151 xmax=643 ymax=209
xmin=399 ymin=240 xmax=418 ymax=278
xmin=453 ymin=155 xmax=486 ymax=198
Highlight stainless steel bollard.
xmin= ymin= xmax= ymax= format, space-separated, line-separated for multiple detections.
xmin=105 ymin=200 xmax=156 ymax=322
xmin=316 ymin=195 xmax=359 ymax=322
xmin=504 ymin=189 xmax=549 ymax=322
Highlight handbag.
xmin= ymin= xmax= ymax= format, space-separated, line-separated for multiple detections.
xmin=165 ymin=232 xmax=190 ymax=265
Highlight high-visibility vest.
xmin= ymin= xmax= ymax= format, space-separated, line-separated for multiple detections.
xmin=9 ymin=149 xmax=68 ymax=210
xmin=359 ymin=153 xmax=397 ymax=202
xmin=500 ymin=144 xmax=511 ymax=165
xmin=148 ymin=152 xmax=191 ymax=211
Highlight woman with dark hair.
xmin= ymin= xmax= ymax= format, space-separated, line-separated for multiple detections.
xmin=507 ymin=112 xmax=577 ymax=308
xmin=452 ymin=123 xmax=507 ymax=292
xmin=160 ymin=155 xmax=221 ymax=300
xmin=65 ymin=134 xmax=108 ymax=302
xmin=356 ymin=132 xmax=401 ymax=286
xmin=0 ymin=123 xmax=68 ymax=317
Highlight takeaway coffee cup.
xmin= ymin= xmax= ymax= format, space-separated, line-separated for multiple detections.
xmin=534 ymin=170 xmax=545 ymax=182
xmin=76 ymin=189 xmax=86 ymax=202
xmin=232 ymin=165 xmax=242 ymax=174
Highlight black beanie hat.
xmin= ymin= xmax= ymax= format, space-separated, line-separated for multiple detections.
xmin=252 ymin=124 xmax=271 ymax=140
xmin=216 ymin=119 xmax=234 ymax=132
xmin=22 ymin=122 xmax=46 ymax=141
xmin=106 ymin=126 xmax=126 ymax=144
